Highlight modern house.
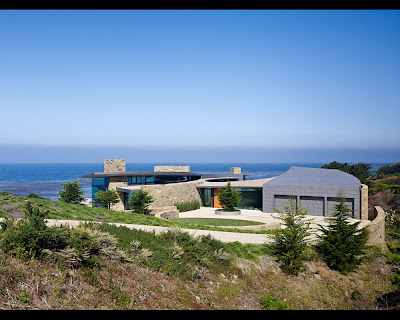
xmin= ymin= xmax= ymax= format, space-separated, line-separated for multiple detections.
xmin=83 ymin=159 xmax=250 ymax=213
xmin=83 ymin=159 xmax=368 ymax=220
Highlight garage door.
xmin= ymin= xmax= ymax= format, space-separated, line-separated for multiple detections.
xmin=327 ymin=197 xmax=354 ymax=217
xmin=273 ymin=195 xmax=295 ymax=212
xmin=300 ymin=196 xmax=324 ymax=216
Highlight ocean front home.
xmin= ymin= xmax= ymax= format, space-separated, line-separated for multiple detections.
xmin=83 ymin=159 xmax=368 ymax=220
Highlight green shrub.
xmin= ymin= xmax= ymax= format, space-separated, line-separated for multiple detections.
xmin=260 ymin=294 xmax=293 ymax=310
xmin=174 ymin=199 xmax=200 ymax=212
xmin=0 ymin=202 xmax=128 ymax=267
xmin=371 ymin=182 xmax=400 ymax=194
xmin=27 ymin=193 xmax=43 ymax=199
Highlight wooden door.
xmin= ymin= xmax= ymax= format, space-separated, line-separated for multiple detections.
xmin=213 ymin=188 xmax=225 ymax=208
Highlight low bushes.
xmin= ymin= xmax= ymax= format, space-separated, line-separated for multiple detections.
xmin=0 ymin=201 xmax=129 ymax=268
xmin=99 ymin=223 xmax=234 ymax=280
xmin=260 ymin=294 xmax=293 ymax=310
xmin=174 ymin=199 xmax=200 ymax=212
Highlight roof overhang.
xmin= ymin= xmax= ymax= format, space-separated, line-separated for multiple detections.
xmin=83 ymin=171 xmax=203 ymax=179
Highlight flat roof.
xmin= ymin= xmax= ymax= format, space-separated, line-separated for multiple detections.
xmin=264 ymin=166 xmax=361 ymax=188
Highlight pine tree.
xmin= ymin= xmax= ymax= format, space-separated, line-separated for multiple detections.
xmin=269 ymin=195 xmax=312 ymax=275
xmin=58 ymin=179 xmax=85 ymax=204
xmin=217 ymin=181 xmax=242 ymax=212
xmin=95 ymin=189 xmax=120 ymax=210
xmin=315 ymin=190 xmax=369 ymax=274
xmin=129 ymin=188 xmax=154 ymax=214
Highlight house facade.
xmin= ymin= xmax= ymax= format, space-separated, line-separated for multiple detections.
xmin=84 ymin=159 xmax=368 ymax=220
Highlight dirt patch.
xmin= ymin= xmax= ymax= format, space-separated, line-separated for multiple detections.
xmin=0 ymin=203 xmax=25 ymax=218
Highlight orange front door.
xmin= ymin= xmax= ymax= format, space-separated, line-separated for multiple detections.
xmin=213 ymin=188 xmax=225 ymax=208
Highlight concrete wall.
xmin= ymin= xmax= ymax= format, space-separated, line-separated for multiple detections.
xmin=263 ymin=185 xmax=361 ymax=219
xmin=154 ymin=165 xmax=191 ymax=172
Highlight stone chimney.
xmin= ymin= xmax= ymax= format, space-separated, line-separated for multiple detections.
xmin=154 ymin=165 xmax=191 ymax=172
xmin=230 ymin=167 xmax=241 ymax=174
xmin=104 ymin=159 xmax=126 ymax=173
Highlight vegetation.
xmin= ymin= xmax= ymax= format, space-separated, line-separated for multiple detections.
xmin=217 ymin=182 xmax=242 ymax=212
xmin=376 ymin=162 xmax=400 ymax=179
xmin=385 ymin=208 xmax=400 ymax=294
xmin=95 ymin=189 xmax=120 ymax=210
xmin=174 ymin=199 xmax=200 ymax=212
xmin=1 ymin=165 xmax=400 ymax=310
xmin=129 ymin=188 xmax=154 ymax=215
xmin=260 ymin=294 xmax=293 ymax=310
xmin=99 ymin=224 xmax=236 ymax=280
xmin=0 ymin=202 xmax=128 ymax=267
xmin=0 ymin=191 xmax=398 ymax=309
xmin=315 ymin=191 xmax=369 ymax=274
xmin=58 ymin=179 xmax=85 ymax=204
xmin=321 ymin=161 xmax=372 ymax=184
xmin=269 ymin=196 xmax=312 ymax=275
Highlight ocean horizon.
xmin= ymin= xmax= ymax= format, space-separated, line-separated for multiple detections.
xmin=0 ymin=162 xmax=389 ymax=201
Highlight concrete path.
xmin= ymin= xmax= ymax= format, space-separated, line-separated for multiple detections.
xmin=0 ymin=207 xmax=371 ymax=245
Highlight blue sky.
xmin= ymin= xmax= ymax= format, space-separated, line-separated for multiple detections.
xmin=0 ymin=10 xmax=399 ymax=162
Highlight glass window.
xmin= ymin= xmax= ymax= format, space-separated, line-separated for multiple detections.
xmin=237 ymin=189 xmax=262 ymax=210
xmin=92 ymin=177 xmax=108 ymax=186
xmin=146 ymin=176 xmax=154 ymax=184
xmin=92 ymin=177 xmax=108 ymax=207
xmin=200 ymin=188 xmax=212 ymax=206
xmin=127 ymin=176 xmax=136 ymax=185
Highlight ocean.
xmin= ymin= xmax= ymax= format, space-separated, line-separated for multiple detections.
xmin=0 ymin=162 xmax=385 ymax=201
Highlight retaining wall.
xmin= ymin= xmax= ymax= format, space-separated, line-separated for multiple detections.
xmin=366 ymin=206 xmax=386 ymax=247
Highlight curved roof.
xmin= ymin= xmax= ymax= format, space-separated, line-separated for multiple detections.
xmin=264 ymin=166 xmax=361 ymax=188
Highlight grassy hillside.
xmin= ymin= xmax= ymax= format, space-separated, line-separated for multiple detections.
xmin=0 ymin=192 xmax=270 ymax=235
xmin=0 ymin=192 xmax=399 ymax=310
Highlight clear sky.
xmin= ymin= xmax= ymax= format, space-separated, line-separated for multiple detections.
xmin=0 ymin=10 xmax=399 ymax=162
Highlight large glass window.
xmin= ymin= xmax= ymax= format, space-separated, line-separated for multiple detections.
xmin=128 ymin=174 xmax=197 ymax=185
xmin=146 ymin=176 xmax=154 ymax=184
xmin=92 ymin=177 xmax=108 ymax=207
xmin=128 ymin=175 xmax=155 ymax=185
xmin=123 ymin=192 xmax=135 ymax=210
xmin=237 ymin=188 xmax=262 ymax=210
xmin=127 ymin=176 xmax=136 ymax=185
xmin=200 ymin=188 xmax=212 ymax=207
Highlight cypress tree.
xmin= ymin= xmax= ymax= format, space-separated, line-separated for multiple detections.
xmin=315 ymin=190 xmax=369 ymax=274
xmin=270 ymin=195 xmax=312 ymax=275
xmin=217 ymin=181 xmax=242 ymax=212
xmin=58 ymin=179 xmax=85 ymax=204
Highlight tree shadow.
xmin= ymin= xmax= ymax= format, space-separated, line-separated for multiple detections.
xmin=377 ymin=290 xmax=400 ymax=309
